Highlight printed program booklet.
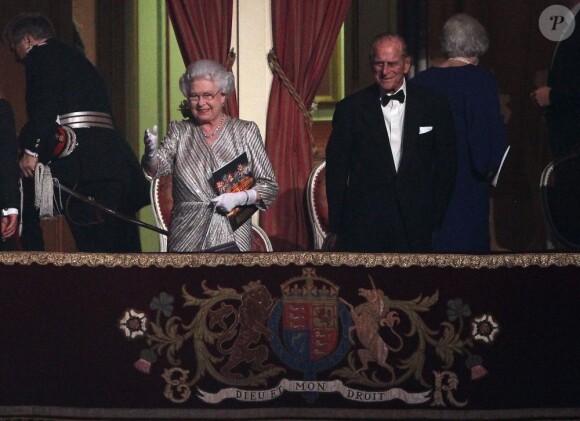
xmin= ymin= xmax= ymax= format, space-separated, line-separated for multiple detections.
xmin=211 ymin=152 xmax=257 ymax=230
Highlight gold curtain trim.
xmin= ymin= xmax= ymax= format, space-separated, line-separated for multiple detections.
xmin=1 ymin=252 xmax=580 ymax=269
xmin=267 ymin=49 xmax=314 ymax=148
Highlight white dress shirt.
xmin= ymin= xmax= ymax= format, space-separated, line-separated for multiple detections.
xmin=381 ymin=80 xmax=407 ymax=171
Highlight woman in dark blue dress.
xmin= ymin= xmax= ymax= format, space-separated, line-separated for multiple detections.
xmin=411 ymin=13 xmax=507 ymax=252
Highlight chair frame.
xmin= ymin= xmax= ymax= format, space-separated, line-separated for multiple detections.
xmin=306 ymin=161 xmax=328 ymax=250
xmin=150 ymin=176 xmax=169 ymax=252
xmin=540 ymin=155 xmax=580 ymax=250
xmin=250 ymin=223 xmax=273 ymax=252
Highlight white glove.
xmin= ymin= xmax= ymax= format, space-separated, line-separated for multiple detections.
xmin=211 ymin=189 xmax=257 ymax=213
xmin=144 ymin=125 xmax=158 ymax=157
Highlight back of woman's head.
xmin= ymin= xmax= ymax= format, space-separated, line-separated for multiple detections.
xmin=441 ymin=13 xmax=489 ymax=58
xmin=179 ymin=60 xmax=235 ymax=97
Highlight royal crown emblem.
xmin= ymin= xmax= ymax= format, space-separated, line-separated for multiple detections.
xmin=268 ymin=268 xmax=352 ymax=382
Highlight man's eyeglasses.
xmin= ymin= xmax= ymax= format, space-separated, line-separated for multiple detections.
xmin=188 ymin=90 xmax=221 ymax=103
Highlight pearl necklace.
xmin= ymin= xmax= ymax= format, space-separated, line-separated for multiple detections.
xmin=449 ymin=57 xmax=477 ymax=65
xmin=202 ymin=114 xmax=226 ymax=138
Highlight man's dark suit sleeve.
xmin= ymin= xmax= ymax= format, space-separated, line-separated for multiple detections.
xmin=0 ymin=99 xmax=20 ymax=210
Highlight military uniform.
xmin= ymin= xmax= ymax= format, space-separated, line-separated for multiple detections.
xmin=19 ymin=38 xmax=149 ymax=252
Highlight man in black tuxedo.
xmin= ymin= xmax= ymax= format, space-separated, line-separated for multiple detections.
xmin=532 ymin=0 xmax=580 ymax=159
xmin=325 ymin=33 xmax=457 ymax=252
xmin=3 ymin=13 xmax=149 ymax=252
xmin=0 ymin=98 xmax=19 ymax=250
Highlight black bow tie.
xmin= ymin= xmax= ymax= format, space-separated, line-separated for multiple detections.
xmin=381 ymin=90 xmax=405 ymax=106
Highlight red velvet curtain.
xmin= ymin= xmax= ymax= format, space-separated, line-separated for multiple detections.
xmin=165 ymin=0 xmax=238 ymax=117
xmin=261 ymin=0 xmax=351 ymax=251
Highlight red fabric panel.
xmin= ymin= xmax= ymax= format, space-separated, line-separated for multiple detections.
xmin=261 ymin=0 xmax=351 ymax=251
xmin=165 ymin=0 xmax=238 ymax=117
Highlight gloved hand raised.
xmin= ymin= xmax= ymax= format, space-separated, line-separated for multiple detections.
xmin=211 ymin=189 xmax=257 ymax=213
xmin=144 ymin=125 xmax=158 ymax=157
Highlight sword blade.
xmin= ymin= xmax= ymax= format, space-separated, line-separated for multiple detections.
xmin=56 ymin=182 xmax=169 ymax=236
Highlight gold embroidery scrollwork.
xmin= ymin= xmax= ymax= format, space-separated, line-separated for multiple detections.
xmin=162 ymin=367 xmax=192 ymax=404
xmin=4 ymin=251 xmax=580 ymax=269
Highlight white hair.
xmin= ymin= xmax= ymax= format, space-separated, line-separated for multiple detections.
xmin=179 ymin=60 xmax=235 ymax=97
xmin=441 ymin=13 xmax=489 ymax=58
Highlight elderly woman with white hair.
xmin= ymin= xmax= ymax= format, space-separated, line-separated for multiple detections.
xmin=142 ymin=60 xmax=278 ymax=252
xmin=411 ymin=13 xmax=507 ymax=252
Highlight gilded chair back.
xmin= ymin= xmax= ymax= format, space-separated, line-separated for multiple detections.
xmin=306 ymin=161 xmax=329 ymax=249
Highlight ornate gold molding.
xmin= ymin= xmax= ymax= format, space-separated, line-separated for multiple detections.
xmin=1 ymin=252 xmax=579 ymax=269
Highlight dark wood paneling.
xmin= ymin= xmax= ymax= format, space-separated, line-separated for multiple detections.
xmin=312 ymin=120 xmax=332 ymax=165
xmin=96 ymin=0 xmax=128 ymax=141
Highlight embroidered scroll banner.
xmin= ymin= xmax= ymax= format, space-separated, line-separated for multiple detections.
xmin=0 ymin=252 xmax=578 ymax=420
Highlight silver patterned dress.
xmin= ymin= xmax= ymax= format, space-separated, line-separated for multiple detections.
xmin=151 ymin=117 xmax=278 ymax=252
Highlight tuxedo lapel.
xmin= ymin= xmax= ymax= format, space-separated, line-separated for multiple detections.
xmin=360 ymin=90 xmax=397 ymax=175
